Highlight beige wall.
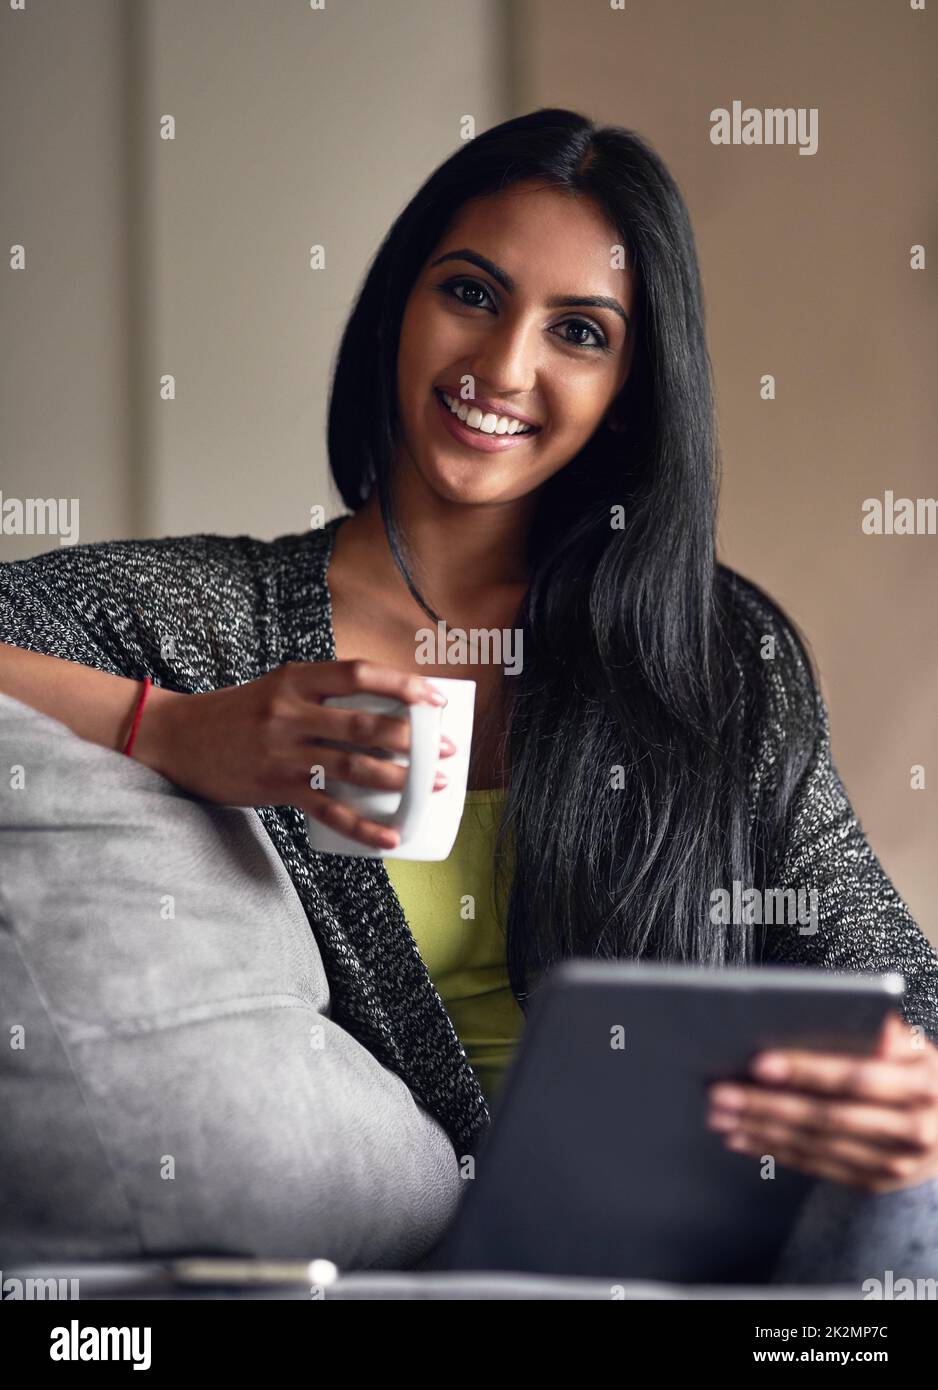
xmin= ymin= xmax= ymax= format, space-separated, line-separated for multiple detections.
xmin=1 ymin=0 xmax=132 ymax=552
xmin=2 ymin=0 xmax=935 ymax=942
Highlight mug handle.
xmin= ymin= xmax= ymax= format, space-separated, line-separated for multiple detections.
xmin=389 ymin=700 xmax=442 ymax=843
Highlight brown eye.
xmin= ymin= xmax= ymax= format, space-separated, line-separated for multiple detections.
xmin=439 ymin=278 xmax=495 ymax=311
xmin=553 ymin=319 xmax=608 ymax=351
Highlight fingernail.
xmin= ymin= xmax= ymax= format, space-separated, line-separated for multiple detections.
xmin=440 ymin=735 xmax=457 ymax=754
xmin=751 ymin=1054 xmax=789 ymax=1080
xmin=425 ymin=687 xmax=447 ymax=706
xmin=710 ymin=1085 xmax=744 ymax=1109
xmin=433 ymin=772 xmax=448 ymax=790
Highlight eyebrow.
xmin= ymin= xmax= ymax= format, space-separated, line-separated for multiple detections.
xmin=428 ymin=248 xmax=630 ymax=334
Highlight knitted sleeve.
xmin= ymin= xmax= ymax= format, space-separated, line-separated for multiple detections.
xmin=728 ymin=581 xmax=938 ymax=1045
xmin=0 ymin=533 xmax=281 ymax=693
xmin=760 ymin=680 xmax=938 ymax=1045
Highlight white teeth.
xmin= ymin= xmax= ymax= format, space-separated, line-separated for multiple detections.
xmin=439 ymin=391 xmax=535 ymax=435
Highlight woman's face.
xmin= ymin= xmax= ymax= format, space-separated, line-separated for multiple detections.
xmin=395 ymin=181 xmax=636 ymax=508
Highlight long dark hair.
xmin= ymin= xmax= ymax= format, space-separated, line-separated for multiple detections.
xmin=327 ymin=108 xmax=819 ymax=1007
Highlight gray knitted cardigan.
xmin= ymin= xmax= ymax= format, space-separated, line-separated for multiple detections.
xmin=2 ymin=513 xmax=937 ymax=1157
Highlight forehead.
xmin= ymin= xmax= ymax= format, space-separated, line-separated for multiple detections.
xmin=429 ymin=183 xmax=634 ymax=307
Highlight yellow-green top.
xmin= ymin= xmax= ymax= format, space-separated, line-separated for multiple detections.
xmin=384 ymin=789 xmax=524 ymax=1108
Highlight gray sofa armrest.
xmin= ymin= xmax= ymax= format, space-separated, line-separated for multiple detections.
xmin=0 ymin=692 xmax=461 ymax=1269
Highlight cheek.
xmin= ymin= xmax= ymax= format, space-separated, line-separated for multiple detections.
xmin=545 ymin=378 xmax=609 ymax=439
xmin=400 ymin=291 xmax=450 ymax=355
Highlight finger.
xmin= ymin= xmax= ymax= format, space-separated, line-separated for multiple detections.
xmin=711 ymin=1073 xmax=938 ymax=1150
xmin=303 ymin=703 xmax=456 ymax=759
xmin=299 ymin=659 xmax=447 ymax=707
xmin=308 ymin=746 xmax=448 ymax=796
xmin=708 ymin=1084 xmax=938 ymax=1151
xmin=746 ymin=1048 xmax=938 ymax=1105
xmin=305 ymin=789 xmax=402 ymax=851
xmin=722 ymin=1124 xmax=922 ymax=1192
xmin=730 ymin=1146 xmax=876 ymax=1190
xmin=876 ymin=1010 xmax=920 ymax=1060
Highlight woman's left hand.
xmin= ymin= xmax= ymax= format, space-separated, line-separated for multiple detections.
xmin=707 ymin=1011 xmax=938 ymax=1194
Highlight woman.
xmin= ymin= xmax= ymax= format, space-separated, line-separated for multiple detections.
xmin=2 ymin=108 xmax=937 ymax=1280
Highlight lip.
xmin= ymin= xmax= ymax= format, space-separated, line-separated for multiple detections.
xmin=435 ymin=386 xmax=541 ymax=430
xmin=432 ymin=388 xmax=541 ymax=453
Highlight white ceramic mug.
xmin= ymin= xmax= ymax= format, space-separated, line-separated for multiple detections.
xmin=305 ymin=677 xmax=476 ymax=860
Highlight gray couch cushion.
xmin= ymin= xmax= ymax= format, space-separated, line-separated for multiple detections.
xmin=0 ymin=691 xmax=461 ymax=1268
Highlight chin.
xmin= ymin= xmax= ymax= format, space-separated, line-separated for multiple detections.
xmin=419 ymin=455 xmax=530 ymax=507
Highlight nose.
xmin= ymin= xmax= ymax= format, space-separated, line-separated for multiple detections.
xmin=465 ymin=314 xmax=539 ymax=400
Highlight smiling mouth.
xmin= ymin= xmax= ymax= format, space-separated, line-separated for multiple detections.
xmin=434 ymin=389 xmax=541 ymax=437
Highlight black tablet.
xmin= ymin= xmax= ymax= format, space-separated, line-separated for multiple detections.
xmin=429 ymin=960 xmax=904 ymax=1283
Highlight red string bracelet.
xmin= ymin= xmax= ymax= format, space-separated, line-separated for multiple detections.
xmin=122 ymin=676 xmax=153 ymax=757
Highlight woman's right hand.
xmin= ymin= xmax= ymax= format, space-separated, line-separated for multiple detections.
xmin=134 ymin=659 xmax=455 ymax=850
